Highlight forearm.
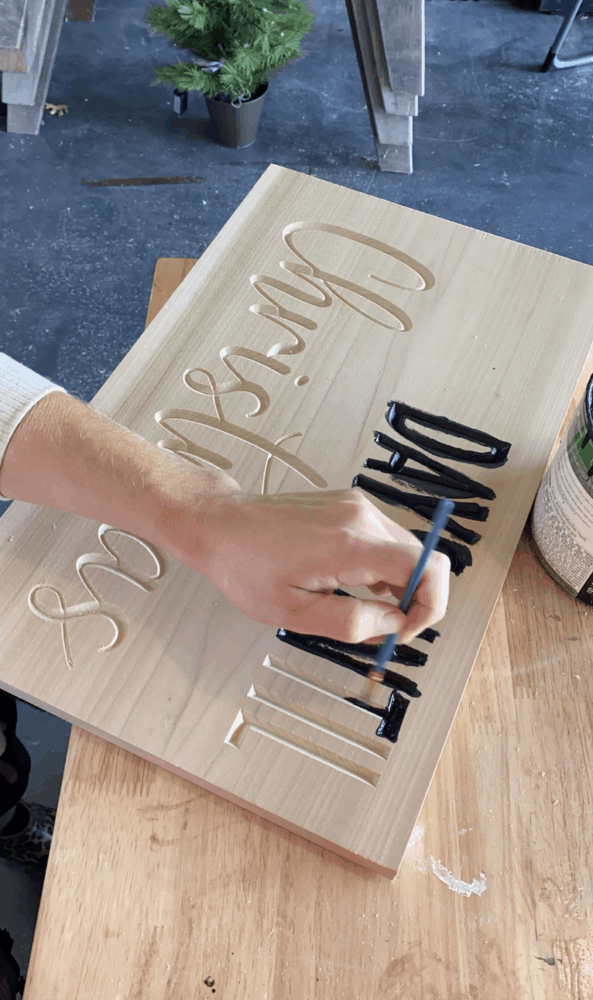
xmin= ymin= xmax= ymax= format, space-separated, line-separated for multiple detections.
xmin=0 ymin=391 xmax=451 ymax=643
xmin=0 ymin=391 xmax=229 ymax=561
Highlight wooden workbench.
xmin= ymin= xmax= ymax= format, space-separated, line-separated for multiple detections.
xmin=21 ymin=257 xmax=593 ymax=1000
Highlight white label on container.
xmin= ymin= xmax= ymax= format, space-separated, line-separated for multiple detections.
xmin=532 ymin=420 xmax=593 ymax=594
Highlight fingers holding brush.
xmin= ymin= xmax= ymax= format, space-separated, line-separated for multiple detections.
xmin=365 ymin=547 xmax=451 ymax=643
xmin=368 ymin=496 xmax=455 ymax=682
xmin=394 ymin=547 xmax=451 ymax=641
xmin=175 ymin=486 xmax=452 ymax=643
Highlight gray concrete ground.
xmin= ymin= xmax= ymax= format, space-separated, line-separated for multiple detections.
xmin=0 ymin=0 xmax=592 ymax=985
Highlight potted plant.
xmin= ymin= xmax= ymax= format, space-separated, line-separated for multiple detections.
xmin=147 ymin=0 xmax=314 ymax=148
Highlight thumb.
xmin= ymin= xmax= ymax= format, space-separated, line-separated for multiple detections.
xmin=282 ymin=593 xmax=406 ymax=644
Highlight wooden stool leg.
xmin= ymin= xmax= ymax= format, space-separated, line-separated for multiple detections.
xmin=345 ymin=0 xmax=424 ymax=174
xmin=2 ymin=0 xmax=69 ymax=136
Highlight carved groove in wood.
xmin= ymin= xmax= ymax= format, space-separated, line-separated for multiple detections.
xmin=28 ymin=222 xmax=434 ymax=670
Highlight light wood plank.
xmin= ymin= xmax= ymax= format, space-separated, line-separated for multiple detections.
xmin=24 ymin=257 xmax=593 ymax=1000
xmin=1 ymin=167 xmax=593 ymax=876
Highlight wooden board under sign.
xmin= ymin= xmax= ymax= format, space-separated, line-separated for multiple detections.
xmin=0 ymin=165 xmax=592 ymax=876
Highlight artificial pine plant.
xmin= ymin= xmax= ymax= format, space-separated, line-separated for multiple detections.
xmin=148 ymin=0 xmax=314 ymax=103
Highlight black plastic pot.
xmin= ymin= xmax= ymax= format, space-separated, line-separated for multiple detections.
xmin=205 ymin=83 xmax=268 ymax=148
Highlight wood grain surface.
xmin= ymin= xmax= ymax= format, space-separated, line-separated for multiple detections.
xmin=1 ymin=167 xmax=593 ymax=875
xmin=22 ymin=258 xmax=593 ymax=1000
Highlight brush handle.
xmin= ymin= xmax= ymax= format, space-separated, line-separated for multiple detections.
xmin=371 ymin=498 xmax=455 ymax=679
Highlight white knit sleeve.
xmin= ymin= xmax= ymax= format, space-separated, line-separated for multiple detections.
xmin=0 ymin=352 xmax=67 ymax=500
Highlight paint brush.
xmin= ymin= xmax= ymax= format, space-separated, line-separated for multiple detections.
xmin=364 ymin=496 xmax=455 ymax=693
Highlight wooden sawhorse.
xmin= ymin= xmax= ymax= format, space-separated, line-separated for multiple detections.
xmin=0 ymin=0 xmax=94 ymax=135
xmin=1 ymin=0 xmax=422 ymax=169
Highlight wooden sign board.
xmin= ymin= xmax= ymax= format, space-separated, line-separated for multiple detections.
xmin=1 ymin=166 xmax=592 ymax=876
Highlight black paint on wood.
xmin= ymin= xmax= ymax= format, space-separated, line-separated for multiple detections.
xmin=345 ymin=692 xmax=410 ymax=743
xmin=352 ymin=474 xmax=482 ymax=544
xmin=443 ymin=500 xmax=489 ymax=522
xmin=414 ymin=625 xmax=440 ymax=643
xmin=276 ymin=630 xmax=423 ymax=694
xmin=323 ymin=634 xmax=427 ymax=668
xmin=375 ymin=691 xmax=410 ymax=742
xmin=371 ymin=432 xmax=497 ymax=500
xmin=387 ymin=401 xmax=512 ymax=467
xmin=410 ymin=530 xmax=473 ymax=576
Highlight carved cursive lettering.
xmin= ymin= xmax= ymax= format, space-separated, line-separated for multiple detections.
xmin=155 ymin=368 xmax=327 ymax=489
xmin=248 ymin=223 xmax=436 ymax=352
xmin=184 ymin=348 xmax=291 ymax=418
xmin=281 ymin=222 xmax=436 ymax=331
xmin=250 ymin=266 xmax=332 ymax=357
xmin=28 ymin=526 xmax=167 ymax=670
xmin=30 ymin=221 xmax=436 ymax=677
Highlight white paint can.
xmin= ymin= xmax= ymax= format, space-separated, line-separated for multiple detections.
xmin=532 ymin=374 xmax=593 ymax=603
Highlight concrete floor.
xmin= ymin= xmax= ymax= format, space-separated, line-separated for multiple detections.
xmin=0 ymin=0 xmax=592 ymax=987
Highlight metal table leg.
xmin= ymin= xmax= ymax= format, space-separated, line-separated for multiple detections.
xmin=541 ymin=0 xmax=593 ymax=71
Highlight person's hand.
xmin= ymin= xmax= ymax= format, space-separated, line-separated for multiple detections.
xmin=0 ymin=391 xmax=450 ymax=645
xmin=171 ymin=487 xmax=451 ymax=644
